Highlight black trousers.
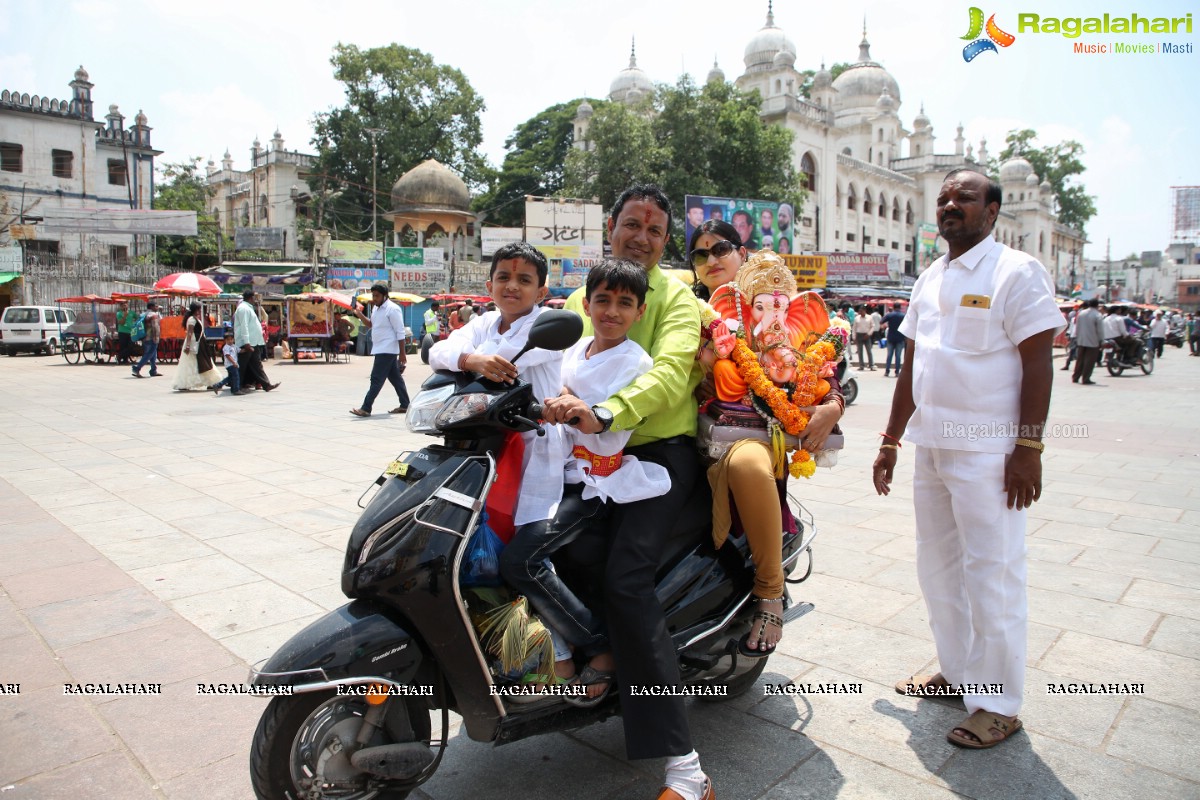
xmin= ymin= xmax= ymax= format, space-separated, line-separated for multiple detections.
xmin=117 ymin=331 xmax=133 ymax=363
xmin=1073 ymin=346 xmax=1099 ymax=382
xmin=240 ymin=346 xmax=272 ymax=388
xmin=603 ymin=436 xmax=698 ymax=760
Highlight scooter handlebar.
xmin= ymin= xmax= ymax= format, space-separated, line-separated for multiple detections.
xmin=526 ymin=402 xmax=581 ymax=427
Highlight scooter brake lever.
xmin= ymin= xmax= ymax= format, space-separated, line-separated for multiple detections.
xmin=509 ymin=414 xmax=545 ymax=436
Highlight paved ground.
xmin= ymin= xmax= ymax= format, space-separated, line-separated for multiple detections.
xmin=1 ymin=343 xmax=1198 ymax=799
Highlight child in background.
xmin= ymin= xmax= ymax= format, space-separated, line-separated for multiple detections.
xmin=216 ymin=331 xmax=242 ymax=395
xmin=501 ymin=259 xmax=669 ymax=706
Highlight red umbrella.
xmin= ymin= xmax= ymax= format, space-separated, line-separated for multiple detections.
xmin=154 ymin=272 xmax=221 ymax=296
xmin=296 ymin=291 xmax=356 ymax=311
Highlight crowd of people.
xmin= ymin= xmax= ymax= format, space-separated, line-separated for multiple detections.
xmin=1061 ymin=299 xmax=1194 ymax=384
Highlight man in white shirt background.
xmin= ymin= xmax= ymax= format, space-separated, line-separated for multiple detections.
xmin=349 ymin=284 xmax=409 ymax=417
xmin=853 ymin=304 xmax=877 ymax=370
xmin=874 ymin=168 xmax=1064 ymax=751
xmin=1149 ymin=310 xmax=1168 ymax=358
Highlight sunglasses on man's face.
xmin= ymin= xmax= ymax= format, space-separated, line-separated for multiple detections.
xmin=690 ymin=239 xmax=738 ymax=268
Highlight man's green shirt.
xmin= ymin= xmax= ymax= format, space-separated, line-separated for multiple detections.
xmin=565 ymin=265 xmax=702 ymax=447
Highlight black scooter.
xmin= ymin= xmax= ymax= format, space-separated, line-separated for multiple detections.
xmin=247 ymin=311 xmax=818 ymax=800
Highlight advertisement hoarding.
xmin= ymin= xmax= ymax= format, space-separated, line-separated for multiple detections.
xmin=525 ymin=199 xmax=604 ymax=257
xmin=326 ymin=267 xmax=389 ymax=292
xmin=234 ymin=227 xmax=287 ymax=250
xmin=780 ymin=255 xmax=827 ymax=289
xmin=480 ymin=227 xmax=524 ymax=257
xmin=684 ymin=195 xmax=795 ymax=255
xmin=326 ymin=240 xmax=384 ymax=264
xmin=823 ymin=253 xmax=890 ymax=282
xmin=384 ymin=247 xmax=448 ymax=294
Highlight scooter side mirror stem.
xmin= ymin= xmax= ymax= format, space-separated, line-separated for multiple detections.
xmin=510 ymin=310 xmax=583 ymax=364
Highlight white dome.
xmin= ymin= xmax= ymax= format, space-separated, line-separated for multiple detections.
xmin=707 ymin=58 xmax=725 ymax=84
xmin=999 ymin=156 xmax=1035 ymax=183
xmin=744 ymin=4 xmax=797 ymax=73
xmin=1040 ymin=179 xmax=1053 ymax=194
xmin=812 ymin=62 xmax=833 ymax=90
xmin=875 ymin=86 xmax=897 ymax=114
xmin=831 ymin=32 xmax=902 ymax=116
xmin=576 ymin=99 xmax=594 ymax=118
xmin=609 ymin=40 xmax=654 ymax=104
xmin=1025 ymin=172 xmax=1040 ymax=187
xmin=773 ymin=49 xmax=796 ymax=69
xmin=913 ymin=102 xmax=931 ymax=130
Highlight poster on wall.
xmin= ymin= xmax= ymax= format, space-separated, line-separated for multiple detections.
xmin=326 ymin=267 xmax=389 ymax=292
xmin=684 ymin=195 xmax=795 ymax=255
xmin=384 ymin=247 xmax=448 ymax=295
xmin=525 ymin=199 xmax=603 ymax=258
xmin=480 ymin=227 xmax=524 ymax=257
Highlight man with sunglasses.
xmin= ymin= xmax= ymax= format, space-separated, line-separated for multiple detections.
xmin=545 ymin=183 xmax=710 ymax=800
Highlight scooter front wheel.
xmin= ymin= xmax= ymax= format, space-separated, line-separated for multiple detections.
xmin=842 ymin=377 xmax=859 ymax=406
xmin=1141 ymin=350 xmax=1154 ymax=374
xmin=250 ymin=689 xmax=431 ymax=800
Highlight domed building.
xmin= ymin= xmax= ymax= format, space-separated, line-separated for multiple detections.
xmin=571 ymin=4 xmax=1085 ymax=286
xmin=386 ymin=159 xmax=476 ymax=261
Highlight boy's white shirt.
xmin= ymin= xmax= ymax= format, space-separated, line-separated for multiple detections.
xmin=559 ymin=336 xmax=671 ymax=504
xmin=428 ymin=307 xmax=564 ymax=526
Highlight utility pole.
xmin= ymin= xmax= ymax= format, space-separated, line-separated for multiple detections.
xmin=1105 ymin=238 xmax=1112 ymax=301
xmin=365 ymin=128 xmax=384 ymax=245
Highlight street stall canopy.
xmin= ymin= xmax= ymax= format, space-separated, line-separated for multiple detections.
xmin=155 ymin=272 xmax=221 ymax=296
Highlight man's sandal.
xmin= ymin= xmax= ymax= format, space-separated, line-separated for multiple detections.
xmin=894 ymin=672 xmax=963 ymax=697
xmin=738 ymin=598 xmax=784 ymax=659
xmin=563 ymin=664 xmax=616 ymax=708
xmin=947 ymin=710 xmax=1022 ymax=749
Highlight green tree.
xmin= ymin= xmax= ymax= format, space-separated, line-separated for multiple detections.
xmin=797 ymin=63 xmax=851 ymax=99
xmin=475 ymin=98 xmax=601 ymax=227
xmin=152 ymin=158 xmax=229 ymax=270
xmin=993 ymin=129 xmax=1097 ymax=233
xmin=311 ymin=43 xmax=489 ymax=240
xmin=564 ymin=76 xmax=802 ymax=260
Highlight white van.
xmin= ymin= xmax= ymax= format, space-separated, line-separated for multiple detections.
xmin=0 ymin=306 xmax=77 ymax=355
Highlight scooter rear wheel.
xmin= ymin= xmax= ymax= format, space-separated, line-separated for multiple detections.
xmin=250 ymin=689 xmax=431 ymax=800
xmin=842 ymin=378 xmax=858 ymax=406
xmin=698 ymin=657 xmax=769 ymax=702
xmin=1106 ymin=357 xmax=1124 ymax=377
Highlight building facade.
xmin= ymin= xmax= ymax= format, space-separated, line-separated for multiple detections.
xmin=574 ymin=6 xmax=1087 ymax=284
xmin=0 ymin=66 xmax=160 ymax=262
xmin=204 ymin=131 xmax=315 ymax=259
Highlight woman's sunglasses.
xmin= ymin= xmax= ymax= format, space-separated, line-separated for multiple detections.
xmin=690 ymin=239 xmax=739 ymax=268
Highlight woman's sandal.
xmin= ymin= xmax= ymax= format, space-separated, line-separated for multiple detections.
xmin=738 ymin=598 xmax=784 ymax=659
xmin=563 ymin=664 xmax=616 ymax=708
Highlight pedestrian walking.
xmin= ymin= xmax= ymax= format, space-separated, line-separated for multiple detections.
xmin=1149 ymin=311 xmax=1167 ymax=358
xmin=881 ymin=301 xmax=906 ymax=377
xmin=1061 ymin=306 xmax=1077 ymax=371
xmin=1072 ymin=298 xmax=1104 ymax=385
xmin=349 ymin=284 xmax=409 ymax=417
xmin=875 ymin=169 xmax=1064 ymax=750
xmin=234 ymin=290 xmax=279 ymax=392
xmin=853 ymin=304 xmax=876 ymax=370
xmin=172 ymin=302 xmax=224 ymax=393
xmin=1187 ymin=313 xmax=1199 ymax=356
xmin=132 ymin=301 xmax=163 ymax=378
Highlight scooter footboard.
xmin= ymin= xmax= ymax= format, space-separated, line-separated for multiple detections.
xmin=248 ymin=600 xmax=423 ymax=692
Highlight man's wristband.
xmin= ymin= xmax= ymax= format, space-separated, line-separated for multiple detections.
xmin=1015 ymin=438 xmax=1045 ymax=452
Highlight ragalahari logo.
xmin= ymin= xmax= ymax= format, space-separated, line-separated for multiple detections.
xmin=961 ymin=7 xmax=1016 ymax=61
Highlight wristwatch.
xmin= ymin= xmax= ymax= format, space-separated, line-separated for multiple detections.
xmin=591 ymin=405 xmax=614 ymax=433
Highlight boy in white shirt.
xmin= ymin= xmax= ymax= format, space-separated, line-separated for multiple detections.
xmin=428 ymin=242 xmax=564 ymax=530
xmin=500 ymin=259 xmax=669 ymax=706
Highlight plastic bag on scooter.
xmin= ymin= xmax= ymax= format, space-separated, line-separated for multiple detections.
xmin=461 ymin=513 xmax=505 ymax=588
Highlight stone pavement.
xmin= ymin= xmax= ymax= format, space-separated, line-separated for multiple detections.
xmin=1 ymin=345 xmax=1198 ymax=799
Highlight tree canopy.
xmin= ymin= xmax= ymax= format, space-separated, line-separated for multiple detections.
xmin=152 ymin=158 xmax=229 ymax=270
xmin=993 ymin=129 xmax=1097 ymax=234
xmin=311 ymin=43 xmax=489 ymax=241
xmin=474 ymin=98 xmax=599 ymax=228
xmin=797 ymin=63 xmax=851 ymax=99
xmin=564 ymin=76 xmax=803 ymax=260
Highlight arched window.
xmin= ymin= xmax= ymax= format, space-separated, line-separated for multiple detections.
xmin=1019 ymin=192 xmax=1024 ymax=202
xmin=847 ymin=184 xmax=857 ymax=210
xmin=914 ymin=144 xmax=922 ymax=156
xmin=1039 ymin=232 xmax=1045 ymax=253
xmin=259 ymin=194 xmax=269 ymax=225
xmin=878 ymin=129 xmax=884 ymax=142
xmin=863 ymin=188 xmax=872 ymax=214
xmin=892 ymin=198 xmax=900 ymax=221
xmin=905 ymin=202 xmax=914 ymax=225
xmin=877 ymin=192 xmax=886 ymax=218
xmin=800 ymin=153 xmax=816 ymax=192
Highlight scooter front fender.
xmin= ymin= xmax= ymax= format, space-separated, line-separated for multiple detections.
xmin=248 ymin=600 xmax=423 ymax=691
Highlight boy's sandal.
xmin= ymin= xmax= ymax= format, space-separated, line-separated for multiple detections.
xmin=947 ymin=710 xmax=1022 ymax=749
xmin=738 ymin=599 xmax=784 ymax=659
xmin=563 ymin=665 xmax=616 ymax=708
xmin=895 ymin=672 xmax=962 ymax=697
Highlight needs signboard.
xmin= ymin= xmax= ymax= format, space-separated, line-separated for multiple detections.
xmin=684 ymin=195 xmax=795 ymax=255
xmin=385 ymin=247 xmax=447 ymax=294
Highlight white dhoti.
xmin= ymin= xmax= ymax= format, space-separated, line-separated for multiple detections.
xmin=913 ymin=446 xmax=1027 ymax=717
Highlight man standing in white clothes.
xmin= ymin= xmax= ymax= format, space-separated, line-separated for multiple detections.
xmin=873 ymin=169 xmax=1064 ymax=750
xmin=349 ymin=284 xmax=409 ymax=417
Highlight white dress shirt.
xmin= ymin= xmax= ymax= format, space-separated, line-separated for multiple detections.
xmin=368 ymin=299 xmax=407 ymax=355
xmin=899 ymin=236 xmax=1065 ymax=454
xmin=429 ymin=307 xmax=564 ymax=525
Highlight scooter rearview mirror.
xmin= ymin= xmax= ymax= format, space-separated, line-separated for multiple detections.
xmin=510 ymin=309 xmax=583 ymax=364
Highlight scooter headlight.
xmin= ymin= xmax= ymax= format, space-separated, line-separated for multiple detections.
xmin=405 ymin=385 xmax=455 ymax=434
xmin=434 ymin=393 xmax=498 ymax=428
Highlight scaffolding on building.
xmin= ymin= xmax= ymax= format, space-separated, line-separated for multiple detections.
xmin=1171 ymin=186 xmax=1200 ymax=243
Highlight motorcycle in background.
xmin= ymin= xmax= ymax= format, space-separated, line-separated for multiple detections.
xmin=1103 ymin=330 xmax=1155 ymax=376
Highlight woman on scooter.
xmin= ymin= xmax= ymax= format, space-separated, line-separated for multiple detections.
xmin=688 ymin=220 xmax=845 ymax=656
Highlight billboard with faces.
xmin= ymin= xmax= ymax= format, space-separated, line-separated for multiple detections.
xmin=684 ymin=194 xmax=795 ymax=256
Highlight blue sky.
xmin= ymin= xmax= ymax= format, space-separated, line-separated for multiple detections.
xmin=2 ymin=0 xmax=1195 ymax=260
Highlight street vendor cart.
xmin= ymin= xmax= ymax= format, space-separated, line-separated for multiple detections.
xmin=56 ymin=294 xmax=119 ymax=364
xmin=286 ymin=296 xmax=335 ymax=363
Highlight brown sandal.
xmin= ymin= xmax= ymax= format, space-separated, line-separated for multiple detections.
xmin=738 ymin=598 xmax=783 ymax=658
xmin=947 ymin=710 xmax=1023 ymax=749
xmin=895 ymin=672 xmax=963 ymax=697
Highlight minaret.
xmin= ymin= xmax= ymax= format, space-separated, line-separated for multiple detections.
xmin=955 ymin=123 xmax=965 ymax=156
xmin=69 ymin=65 xmax=94 ymax=120
xmin=978 ymin=137 xmax=989 ymax=165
